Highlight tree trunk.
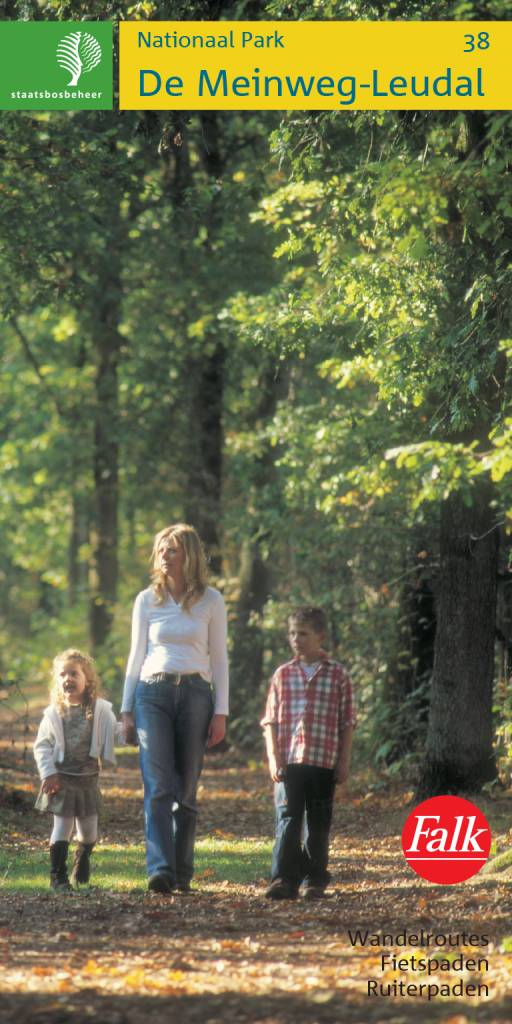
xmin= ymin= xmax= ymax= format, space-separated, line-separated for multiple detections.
xmin=184 ymin=343 xmax=225 ymax=574
xmin=417 ymin=485 xmax=498 ymax=796
xmin=68 ymin=491 xmax=89 ymax=606
xmin=228 ymin=364 xmax=288 ymax=743
xmin=229 ymin=537 xmax=272 ymax=741
xmin=89 ymin=260 xmax=123 ymax=651
xmin=156 ymin=113 xmax=226 ymax=571
xmin=187 ymin=113 xmax=225 ymax=572
xmin=496 ymin=532 xmax=512 ymax=689
xmin=385 ymin=556 xmax=435 ymax=761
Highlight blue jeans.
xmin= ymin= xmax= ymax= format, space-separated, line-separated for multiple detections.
xmin=271 ymin=764 xmax=335 ymax=889
xmin=135 ymin=676 xmax=214 ymax=884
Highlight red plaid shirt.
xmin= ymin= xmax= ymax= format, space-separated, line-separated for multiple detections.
xmin=261 ymin=654 xmax=356 ymax=769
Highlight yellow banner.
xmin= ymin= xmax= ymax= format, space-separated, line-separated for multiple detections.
xmin=119 ymin=21 xmax=511 ymax=110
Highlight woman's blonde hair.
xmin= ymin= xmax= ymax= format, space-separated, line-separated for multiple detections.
xmin=151 ymin=523 xmax=208 ymax=610
xmin=50 ymin=648 xmax=100 ymax=718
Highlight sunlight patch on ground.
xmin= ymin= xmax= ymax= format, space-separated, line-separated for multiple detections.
xmin=0 ymin=836 xmax=274 ymax=892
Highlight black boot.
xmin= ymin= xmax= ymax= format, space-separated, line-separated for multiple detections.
xmin=50 ymin=841 xmax=71 ymax=892
xmin=70 ymin=842 xmax=95 ymax=887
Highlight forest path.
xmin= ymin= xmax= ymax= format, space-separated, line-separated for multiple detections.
xmin=0 ymin=720 xmax=511 ymax=1024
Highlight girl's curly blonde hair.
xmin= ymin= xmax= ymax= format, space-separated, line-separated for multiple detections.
xmin=150 ymin=523 xmax=208 ymax=610
xmin=50 ymin=649 xmax=101 ymax=719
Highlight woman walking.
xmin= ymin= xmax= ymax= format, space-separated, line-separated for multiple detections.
xmin=121 ymin=523 xmax=228 ymax=894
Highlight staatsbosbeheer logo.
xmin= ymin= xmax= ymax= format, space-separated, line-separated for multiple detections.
xmin=0 ymin=22 xmax=112 ymax=110
xmin=402 ymin=795 xmax=491 ymax=884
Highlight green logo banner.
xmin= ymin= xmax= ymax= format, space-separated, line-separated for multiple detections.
xmin=0 ymin=22 xmax=113 ymax=109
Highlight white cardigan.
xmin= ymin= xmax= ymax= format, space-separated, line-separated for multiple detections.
xmin=33 ymin=698 xmax=119 ymax=780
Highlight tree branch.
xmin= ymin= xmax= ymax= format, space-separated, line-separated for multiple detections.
xmin=8 ymin=317 xmax=65 ymax=418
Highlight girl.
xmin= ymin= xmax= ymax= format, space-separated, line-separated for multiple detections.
xmin=34 ymin=649 xmax=119 ymax=892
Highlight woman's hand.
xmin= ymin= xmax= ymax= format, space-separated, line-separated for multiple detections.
xmin=42 ymin=774 xmax=61 ymax=796
xmin=121 ymin=711 xmax=137 ymax=745
xmin=207 ymin=713 xmax=226 ymax=748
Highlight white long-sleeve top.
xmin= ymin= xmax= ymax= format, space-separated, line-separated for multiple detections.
xmin=33 ymin=698 xmax=119 ymax=780
xmin=121 ymin=586 xmax=229 ymax=716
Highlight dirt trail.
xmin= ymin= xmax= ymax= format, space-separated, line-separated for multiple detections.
xmin=0 ymin=715 xmax=511 ymax=1024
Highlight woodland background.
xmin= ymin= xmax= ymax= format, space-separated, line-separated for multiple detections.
xmin=1 ymin=0 xmax=512 ymax=801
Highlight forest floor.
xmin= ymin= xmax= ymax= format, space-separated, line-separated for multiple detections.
xmin=0 ymin=700 xmax=511 ymax=1024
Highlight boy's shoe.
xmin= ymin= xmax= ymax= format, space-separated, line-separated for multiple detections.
xmin=52 ymin=880 xmax=73 ymax=893
xmin=265 ymin=878 xmax=298 ymax=900
xmin=303 ymin=884 xmax=327 ymax=900
xmin=148 ymin=874 xmax=174 ymax=894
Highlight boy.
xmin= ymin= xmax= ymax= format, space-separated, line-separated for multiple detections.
xmin=261 ymin=606 xmax=356 ymax=900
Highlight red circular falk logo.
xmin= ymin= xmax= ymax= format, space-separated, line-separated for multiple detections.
xmin=402 ymin=795 xmax=491 ymax=884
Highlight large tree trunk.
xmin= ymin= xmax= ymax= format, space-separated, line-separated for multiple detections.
xmin=385 ymin=550 xmax=435 ymax=762
xmin=157 ymin=114 xmax=225 ymax=571
xmin=496 ymin=533 xmax=512 ymax=694
xmin=417 ymin=485 xmax=498 ymax=796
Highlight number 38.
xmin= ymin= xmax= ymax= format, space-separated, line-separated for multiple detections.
xmin=464 ymin=32 xmax=490 ymax=52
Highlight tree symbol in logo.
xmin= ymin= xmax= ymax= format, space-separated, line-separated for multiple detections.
xmin=56 ymin=31 xmax=102 ymax=87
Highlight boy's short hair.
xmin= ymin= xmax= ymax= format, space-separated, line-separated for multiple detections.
xmin=288 ymin=606 xmax=328 ymax=635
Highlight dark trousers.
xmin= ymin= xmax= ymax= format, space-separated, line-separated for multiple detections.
xmin=271 ymin=763 xmax=335 ymax=889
